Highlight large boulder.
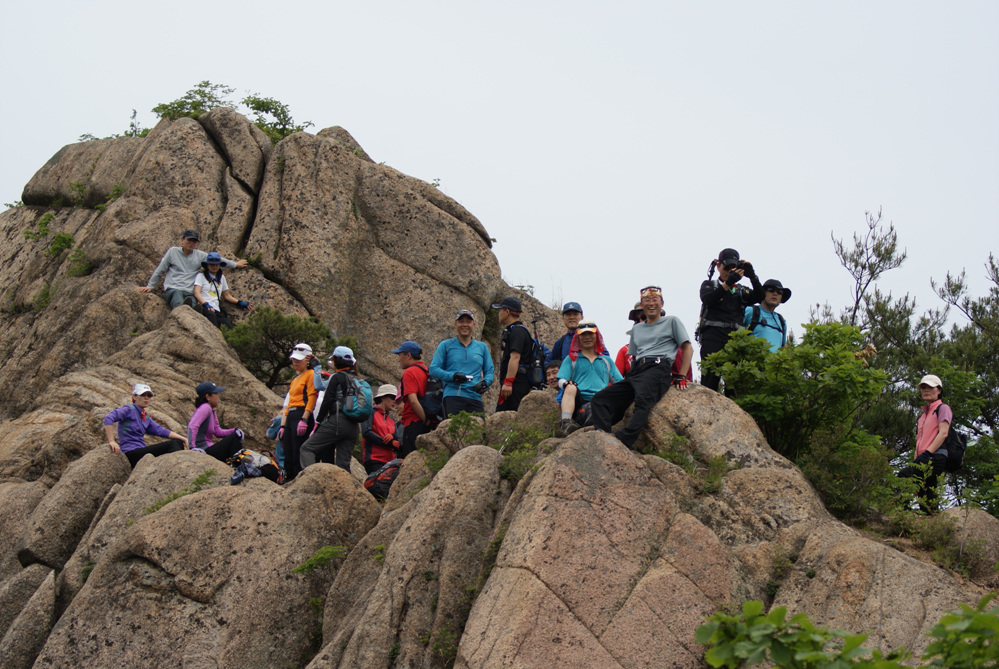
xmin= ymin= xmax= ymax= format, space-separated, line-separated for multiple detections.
xmin=33 ymin=464 xmax=381 ymax=668
xmin=0 ymin=481 xmax=48 ymax=579
xmin=0 ymin=563 xmax=51 ymax=640
xmin=0 ymin=570 xmax=57 ymax=669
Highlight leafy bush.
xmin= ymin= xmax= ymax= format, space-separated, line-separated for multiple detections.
xmin=48 ymin=233 xmax=74 ymax=257
xmin=241 ymin=94 xmax=313 ymax=143
xmin=290 ymin=545 xmax=347 ymax=575
xmin=66 ymin=248 xmax=94 ymax=277
xmin=95 ymin=184 xmax=125 ymax=212
xmin=152 ymin=80 xmax=236 ymax=120
xmin=221 ymin=306 xmax=346 ymax=388
xmin=445 ymin=411 xmax=486 ymax=451
xmin=24 ymin=212 xmax=54 ymax=240
xmin=33 ymin=284 xmax=53 ymax=310
xmin=493 ymin=415 xmax=559 ymax=481
xmin=701 ymin=323 xmax=887 ymax=462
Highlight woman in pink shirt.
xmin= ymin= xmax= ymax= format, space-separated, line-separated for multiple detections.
xmin=188 ymin=381 xmax=245 ymax=462
xmin=898 ymin=374 xmax=951 ymax=514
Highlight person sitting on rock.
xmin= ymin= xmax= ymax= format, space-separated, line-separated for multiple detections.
xmin=141 ymin=229 xmax=247 ymax=309
xmin=429 ymin=309 xmax=494 ymax=417
xmin=301 ymin=346 xmax=363 ymax=473
xmin=103 ymin=383 xmax=188 ymax=468
xmin=616 ymin=301 xmax=692 ymax=383
xmin=545 ymin=360 xmax=561 ymax=390
xmin=744 ymin=279 xmax=791 ymax=351
xmin=279 ymin=347 xmax=318 ymax=480
xmin=590 ymin=286 xmax=693 ymax=449
xmin=360 ymin=384 xmax=402 ymax=474
xmin=393 ymin=340 xmax=433 ymax=458
xmin=187 ymin=381 xmax=245 ymax=462
xmin=193 ymin=252 xmax=251 ymax=329
xmin=556 ymin=322 xmax=623 ymax=435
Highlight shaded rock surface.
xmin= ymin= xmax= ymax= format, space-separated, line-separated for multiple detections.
xmin=0 ymin=570 xmax=57 ymax=669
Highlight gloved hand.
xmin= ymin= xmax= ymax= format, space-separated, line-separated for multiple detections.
xmin=472 ymin=380 xmax=489 ymax=394
xmin=237 ymin=300 xmax=250 ymax=310
xmin=914 ymin=450 xmax=932 ymax=465
xmin=382 ymin=433 xmax=394 ymax=445
xmin=234 ymin=428 xmax=244 ymax=441
xmin=725 ymin=271 xmax=740 ymax=286
xmin=672 ymin=374 xmax=688 ymax=390
xmin=391 ymin=439 xmax=400 ymax=448
xmin=278 ymin=427 xmax=285 ymax=440
xmin=308 ymin=355 xmax=321 ymax=370
xmin=558 ymin=378 xmax=569 ymax=389
xmin=296 ymin=421 xmax=307 ymax=436
xmin=453 ymin=373 xmax=470 ymax=383
xmin=204 ymin=305 xmax=216 ymax=312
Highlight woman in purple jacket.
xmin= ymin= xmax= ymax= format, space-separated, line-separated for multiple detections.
xmin=188 ymin=381 xmax=245 ymax=462
xmin=104 ymin=383 xmax=188 ymax=468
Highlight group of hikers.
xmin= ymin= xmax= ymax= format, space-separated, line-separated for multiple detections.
xmin=103 ymin=233 xmax=953 ymax=509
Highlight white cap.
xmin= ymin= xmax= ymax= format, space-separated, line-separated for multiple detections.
xmin=292 ymin=343 xmax=313 ymax=355
xmin=132 ymin=383 xmax=153 ymax=396
xmin=919 ymin=374 xmax=943 ymax=388
xmin=375 ymin=384 xmax=398 ymax=400
xmin=289 ymin=350 xmax=309 ymax=361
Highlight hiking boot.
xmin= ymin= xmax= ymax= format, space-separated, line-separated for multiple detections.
xmin=559 ymin=419 xmax=580 ymax=437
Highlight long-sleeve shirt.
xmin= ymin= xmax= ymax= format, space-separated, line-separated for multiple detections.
xmin=699 ymin=276 xmax=764 ymax=329
xmin=284 ymin=371 xmax=318 ymax=416
xmin=361 ymin=406 xmax=398 ymax=464
xmin=147 ymin=247 xmax=239 ymax=292
xmin=429 ymin=337 xmax=495 ymax=400
xmin=187 ymin=403 xmax=236 ymax=450
xmin=104 ymin=404 xmax=173 ymax=453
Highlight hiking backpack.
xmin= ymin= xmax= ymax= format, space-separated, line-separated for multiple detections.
xmin=747 ymin=305 xmax=787 ymax=346
xmin=364 ymin=458 xmax=402 ymax=500
xmin=512 ymin=323 xmax=546 ymax=389
xmin=935 ymin=406 xmax=969 ymax=473
xmin=341 ymin=376 xmax=374 ymax=422
xmin=226 ymin=449 xmax=284 ymax=484
xmin=413 ymin=366 xmax=445 ymax=424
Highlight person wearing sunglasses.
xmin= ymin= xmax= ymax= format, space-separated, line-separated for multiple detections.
xmin=745 ymin=279 xmax=791 ymax=351
xmin=555 ymin=322 xmax=622 ymax=435
xmin=590 ymin=286 xmax=693 ymax=448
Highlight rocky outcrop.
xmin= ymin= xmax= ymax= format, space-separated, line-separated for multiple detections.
xmin=0 ymin=570 xmax=57 ymax=669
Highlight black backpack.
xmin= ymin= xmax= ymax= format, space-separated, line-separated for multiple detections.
xmin=412 ymin=365 xmax=445 ymax=424
xmin=512 ymin=323 xmax=546 ymax=389
xmin=747 ymin=305 xmax=787 ymax=347
xmin=936 ymin=406 xmax=969 ymax=473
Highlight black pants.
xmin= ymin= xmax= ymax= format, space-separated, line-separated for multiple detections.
xmin=201 ymin=305 xmax=232 ymax=329
xmin=202 ymin=432 xmax=244 ymax=463
xmin=898 ymin=451 xmax=947 ymax=513
xmin=495 ymin=376 xmax=531 ymax=413
xmin=125 ymin=439 xmax=184 ymax=468
xmin=590 ymin=359 xmax=672 ymax=448
xmin=401 ymin=421 xmax=430 ymax=458
xmin=444 ymin=396 xmax=484 ymax=417
xmin=282 ymin=408 xmax=314 ymax=480
xmin=699 ymin=326 xmax=736 ymax=392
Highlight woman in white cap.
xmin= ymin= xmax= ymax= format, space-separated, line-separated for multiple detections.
xmin=360 ymin=384 xmax=401 ymax=474
xmin=187 ymin=381 xmax=245 ymax=462
xmin=280 ymin=348 xmax=318 ymax=479
xmin=897 ymin=374 xmax=952 ymax=513
xmin=300 ymin=346 xmax=363 ymax=473
xmin=103 ymin=383 xmax=188 ymax=468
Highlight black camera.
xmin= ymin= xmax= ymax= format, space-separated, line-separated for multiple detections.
xmin=725 ymin=260 xmax=750 ymax=272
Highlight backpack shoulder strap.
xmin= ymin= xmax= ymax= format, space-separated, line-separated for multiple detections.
xmin=777 ymin=313 xmax=787 ymax=345
xmin=748 ymin=305 xmax=762 ymax=332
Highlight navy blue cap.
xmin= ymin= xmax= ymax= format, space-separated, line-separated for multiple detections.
xmin=562 ymin=301 xmax=582 ymax=315
xmin=196 ymin=381 xmax=226 ymax=396
xmin=390 ymin=340 xmax=422 ymax=355
xmin=491 ymin=297 xmax=522 ymax=312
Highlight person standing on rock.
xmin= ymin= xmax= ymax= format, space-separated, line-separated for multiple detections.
xmin=744 ymin=279 xmax=791 ymax=351
xmin=556 ymin=321 xmax=623 ymax=435
xmin=393 ymin=340 xmax=433 ymax=458
xmin=193 ymin=252 xmax=252 ymax=329
xmin=697 ymin=248 xmax=764 ymax=392
xmin=429 ymin=309 xmax=494 ymax=417
xmin=360 ymin=384 xmax=402 ymax=474
xmin=104 ymin=383 xmax=189 ymax=468
xmin=590 ymin=286 xmax=693 ymax=448
xmin=141 ymin=229 xmax=247 ymax=309
xmin=897 ymin=374 xmax=952 ymax=514
xmin=493 ymin=297 xmax=534 ymax=413
xmin=187 ymin=381 xmax=245 ymax=462
xmin=301 ymin=346 xmax=363 ymax=473
xmin=280 ymin=348 xmax=318 ymax=480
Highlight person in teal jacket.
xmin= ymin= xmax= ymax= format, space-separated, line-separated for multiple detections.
xmin=743 ymin=279 xmax=790 ymax=351
xmin=556 ymin=322 xmax=623 ymax=435
xmin=429 ymin=309 xmax=494 ymax=416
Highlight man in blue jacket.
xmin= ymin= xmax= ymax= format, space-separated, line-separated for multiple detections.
xmin=546 ymin=302 xmax=583 ymax=364
xmin=430 ymin=309 xmax=494 ymax=416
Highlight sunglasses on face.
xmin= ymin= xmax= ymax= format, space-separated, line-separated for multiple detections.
xmin=577 ymin=323 xmax=598 ymax=331
xmin=766 ymin=287 xmax=784 ymax=295
xmin=138 ymin=392 xmax=153 ymax=398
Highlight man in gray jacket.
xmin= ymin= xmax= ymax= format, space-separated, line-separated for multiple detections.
xmin=141 ymin=229 xmax=247 ymax=308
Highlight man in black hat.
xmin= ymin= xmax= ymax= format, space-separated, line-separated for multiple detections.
xmin=744 ymin=279 xmax=791 ymax=351
xmin=492 ymin=296 xmax=534 ymax=412
xmin=141 ymin=229 xmax=247 ymax=309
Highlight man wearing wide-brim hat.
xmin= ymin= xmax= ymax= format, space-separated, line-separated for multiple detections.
xmin=744 ymin=279 xmax=791 ymax=351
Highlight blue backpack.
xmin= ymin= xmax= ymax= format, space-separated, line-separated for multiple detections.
xmin=341 ymin=376 xmax=373 ymax=422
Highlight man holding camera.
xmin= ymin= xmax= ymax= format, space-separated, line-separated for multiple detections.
xmin=698 ymin=248 xmax=764 ymax=392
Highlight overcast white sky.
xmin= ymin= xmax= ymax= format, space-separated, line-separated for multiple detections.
xmin=2 ymin=1 xmax=996 ymax=369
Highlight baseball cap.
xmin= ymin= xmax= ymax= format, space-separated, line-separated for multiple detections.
xmin=289 ymin=349 xmax=309 ymax=361
xmin=196 ymin=381 xmax=226 ymax=396
xmin=292 ymin=343 xmax=313 ymax=355
xmin=562 ymin=301 xmax=583 ymax=315
xmin=181 ymin=229 xmax=200 ymax=241
xmin=455 ymin=309 xmax=476 ymax=321
xmin=491 ymin=297 xmax=522 ymax=312
xmin=577 ymin=322 xmax=598 ymax=333
xmin=374 ymin=384 xmax=398 ymax=400
xmin=718 ymin=248 xmax=740 ymax=266
xmin=390 ymin=341 xmax=422 ymax=355
xmin=132 ymin=383 xmax=153 ymax=396
xmin=332 ymin=345 xmax=355 ymax=362
xmin=919 ymin=374 xmax=943 ymax=388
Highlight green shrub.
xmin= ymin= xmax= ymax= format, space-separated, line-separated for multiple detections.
xmin=33 ymin=283 xmax=53 ymax=310
xmin=69 ymin=181 xmax=87 ymax=208
xmin=143 ymin=469 xmax=217 ymax=514
xmin=66 ymin=248 xmax=94 ymax=277
xmin=24 ymin=212 xmax=54 ymax=240
xmin=48 ymin=232 xmax=74 ymax=257
xmin=445 ymin=411 xmax=486 ymax=451
xmin=94 ymin=184 xmax=125 ymax=212
xmin=291 ymin=545 xmax=347 ymax=575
